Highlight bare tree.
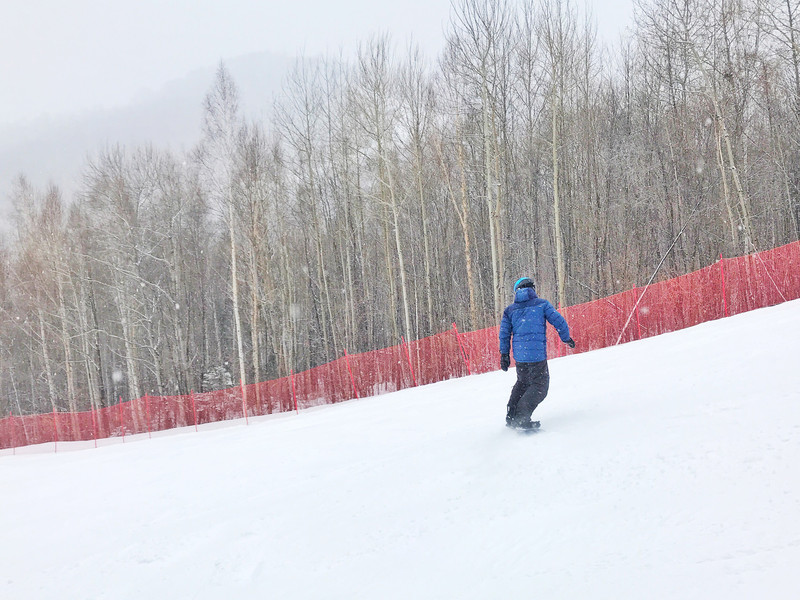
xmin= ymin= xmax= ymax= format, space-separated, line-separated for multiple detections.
xmin=197 ymin=63 xmax=248 ymax=403
xmin=355 ymin=36 xmax=415 ymax=344
xmin=445 ymin=0 xmax=513 ymax=317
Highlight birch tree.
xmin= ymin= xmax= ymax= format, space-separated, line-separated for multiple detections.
xmin=197 ymin=63 xmax=248 ymax=403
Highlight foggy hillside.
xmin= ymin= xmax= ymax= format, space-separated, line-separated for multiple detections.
xmin=0 ymin=51 xmax=294 ymax=225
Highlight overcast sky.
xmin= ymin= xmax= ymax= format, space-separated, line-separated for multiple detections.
xmin=0 ymin=0 xmax=633 ymax=127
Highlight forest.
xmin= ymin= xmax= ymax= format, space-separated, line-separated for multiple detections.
xmin=1 ymin=0 xmax=798 ymax=416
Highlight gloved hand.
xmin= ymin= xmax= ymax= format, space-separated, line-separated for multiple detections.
xmin=566 ymin=338 xmax=576 ymax=349
xmin=500 ymin=353 xmax=510 ymax=372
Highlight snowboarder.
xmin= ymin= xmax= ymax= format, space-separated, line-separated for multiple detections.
xmin=499 ymin=277 xmax=575 ymax=430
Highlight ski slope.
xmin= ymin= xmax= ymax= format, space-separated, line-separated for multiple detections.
xmin=2 ymin=300 xmax=800 ymax=599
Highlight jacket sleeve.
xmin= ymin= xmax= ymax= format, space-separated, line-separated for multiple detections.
xmin=544 ymin=301 xmax=571 ymax=342
xmin=499 ymin=307 xmax=512 ymax=354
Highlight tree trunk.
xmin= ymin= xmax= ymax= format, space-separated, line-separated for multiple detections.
xmin=37 ymin=304 xmax=58 ymax=413
xmin=483 ymin=80 xmax=501 ymax=317
xmin=228 ymin=199 xmax=248 ymax=410
xmin=56 ymin=273 xmax=77 ymax=413
xmin=552 ymin=82 xmax=566 ymax=306
xmin=414 ymin=139 xmax=434 ymax=335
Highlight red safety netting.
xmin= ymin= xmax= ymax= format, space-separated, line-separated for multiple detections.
xmin=408 ymin=329 xmax=469 ymax=385
xmin=2 ymin=239 xmax=799 ymax=451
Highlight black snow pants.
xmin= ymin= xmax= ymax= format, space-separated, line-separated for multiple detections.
xmin=506 ymin=360 xmax=550 ymax=424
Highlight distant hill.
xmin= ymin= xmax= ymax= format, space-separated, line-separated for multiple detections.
xmin=0 ymin=51 xmax=295 ymax=229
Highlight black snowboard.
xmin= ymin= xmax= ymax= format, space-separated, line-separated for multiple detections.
xmin=507 ymin=421 xmax=541 ymax=433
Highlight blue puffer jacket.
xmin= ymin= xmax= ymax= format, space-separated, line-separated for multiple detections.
xmin=499 ymin=287 xmax=571 ymax=363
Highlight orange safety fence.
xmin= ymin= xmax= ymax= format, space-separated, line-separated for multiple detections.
xmin=2 ymin=240 xmax=799 ymax=451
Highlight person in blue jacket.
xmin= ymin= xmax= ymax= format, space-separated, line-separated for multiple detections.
xmin=499 ymin=277 xmax=575 ymax=429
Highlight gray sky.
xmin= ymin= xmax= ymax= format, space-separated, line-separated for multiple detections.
xmin=1 ymin=0 xmax=450 ymax=126
xmin=1 ymin=0 xmax=633 ymax=127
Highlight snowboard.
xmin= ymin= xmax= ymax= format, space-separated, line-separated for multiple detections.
xmin=506 ymin=421 xmax=541 ymax=433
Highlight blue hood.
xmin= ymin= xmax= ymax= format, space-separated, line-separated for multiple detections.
xmin=514 ymin=286 xmax=538 ymax=303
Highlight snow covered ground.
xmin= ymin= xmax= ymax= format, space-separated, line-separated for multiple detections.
xmin=2 ymin=300 xmax=800 ymax=599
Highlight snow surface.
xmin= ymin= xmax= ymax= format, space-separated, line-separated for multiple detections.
xmin=2 ymin=300 xmax=800 ymax=599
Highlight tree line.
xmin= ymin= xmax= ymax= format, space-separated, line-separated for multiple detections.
xmin=1 ymin=0 xmax=798 ymax=416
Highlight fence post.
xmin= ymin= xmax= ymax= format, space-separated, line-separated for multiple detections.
xmin=190 ymin=390 xmax=198 ymax=432
xmin=401 ymin=336 xmax=418 ymax=387
xmin=562 ymin=304 xmax=573 ymax=354
xmin=9 ymin=411 xmax=16 ymax=455
xmin=290 ymin=368 xmax=298 ymax=414
xmin=118 ymin=396 xmax=125 ymax=444
xmin=452 ymin=322 xmax=472 ymax=376
xmin=556 ymin=304 xmax=563 ymax=357
xmin=719 ymin=253 xmax=729 ymax=317
xmin=256 ymin=382 xmax=264 ymax=417
xmin=240 ymin=381 xmax=249 ymax=425
xmin=91 ymin=406 xmax=98 ymax=449
xmin=633 ymin=285 xmax=643 ymax=340
xmin=52 ymin=407 xmax=58 ymax=453
xmin=144 ymin=393 xmax=152 ymax=439
xmin=343 ymin=349 xmax=360 ymax=399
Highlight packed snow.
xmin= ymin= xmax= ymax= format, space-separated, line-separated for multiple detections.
xmin=2 ymin=300 xmax=800 ymax=599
